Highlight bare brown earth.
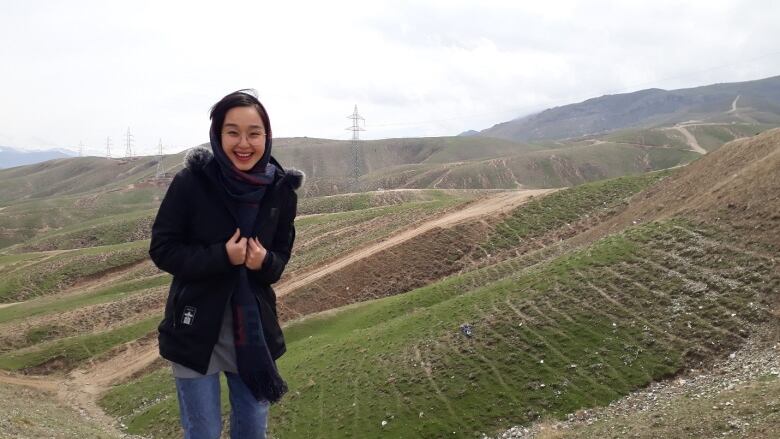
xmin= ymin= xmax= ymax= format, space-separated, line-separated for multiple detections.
xmin=277 ymin=190 xmax=554 ymax=319
xmin=277 ymin=190 xmax=553 ymax=297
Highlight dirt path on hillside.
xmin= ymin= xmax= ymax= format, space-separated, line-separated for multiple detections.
xmin=0 ymin=302 xmax=22 ymax=309
xmin=672 ymin=125 xmax=708 ymax=155
xmin=0 ymin=370 xmax=58 ymax=392
xmin=0 ymin=338 xmax=158 ymax=437
xmin=276 ymin=189 xmax=555 ymax=296
xmin=728 ymin=95 xmax=740 ymax=113
xmin=58 ymin=340 xmax=160 ymax=427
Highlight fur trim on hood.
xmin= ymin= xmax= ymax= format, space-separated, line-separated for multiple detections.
xmin=184 ymin=146 xmax=305 ymax=190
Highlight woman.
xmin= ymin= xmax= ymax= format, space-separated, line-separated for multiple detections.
xmin=149 ymin=89 xmax=303 ymax=438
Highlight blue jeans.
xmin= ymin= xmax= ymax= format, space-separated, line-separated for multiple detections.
xmin=175 ymin=371 xmax=270 ymax=439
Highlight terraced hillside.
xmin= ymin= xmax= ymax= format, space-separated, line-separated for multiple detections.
xmin=94 ymin=129 xmax=777 ymax=438
xmin=0 ymin=127 xmax=777 ymax=438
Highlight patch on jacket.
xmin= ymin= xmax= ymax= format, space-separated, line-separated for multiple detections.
xmin=182 ymin=306 xmax=197 ymax=325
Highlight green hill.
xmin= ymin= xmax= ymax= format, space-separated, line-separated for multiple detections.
xmin=95 ymin=129 xmax=778 ymax=438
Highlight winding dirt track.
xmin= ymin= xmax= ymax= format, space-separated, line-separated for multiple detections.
xmin=275 ymin=189 xmax=555 ymax=296
xmin=0 ymin=341 xmax=158 ymax=437
xmin=672 ymin=125 xmax=708 ymax=155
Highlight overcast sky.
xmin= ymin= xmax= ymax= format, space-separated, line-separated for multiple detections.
xmin=1 ymin=0 xmax=779 ymax=155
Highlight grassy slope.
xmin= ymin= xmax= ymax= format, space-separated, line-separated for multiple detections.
xmin=0 ymin=316 xmax=158 ymax=371
xmin=298 ymin=189 xmax=486 ymax=215
xmin=0 ymin=275 xmax=169 ymax=325
xmin=0 ymin=240 xmax=150 ymax=303
xmin=9 ymin=209 xmax=156 ymax=252
xmin=358 ymin=142 xmax=697 ymax=191
xmin=686 ymin=123 xmax=776 ymax=152
xmin=289 ymin=191 xmax=475 ymax=273
xmin=0 ymin=186 xmax=165 ymax=249
xmin=99 ymin=217 xmax=776 ymax=438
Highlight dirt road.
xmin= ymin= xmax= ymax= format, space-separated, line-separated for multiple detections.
xmin=0 ymin=339 xmax=157 ymax=437
xmin=275 ymin=189 xmax=555 ymax=296
xmin=672 ymin=125 xmax=707 ymax=155
xmin=58 ymin=341 xmax=159 ymax=426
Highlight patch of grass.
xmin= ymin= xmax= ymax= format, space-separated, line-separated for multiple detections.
xmin=23 ymin=324 xmax=69 ymax=345
xmin=0 ymin=240 xmax=151 ymax=302
xmin=485 ymin=171 xmax=671 ymax=251
xmin=0 ymin=274 xmax=170 ymax=324
xmin=0 ymin=316 xmax=159 ymax=371
xmin=687 ymin=124 xmax=775 ymax=152
xmin=601 ymin=128 xmax=690 ymax=149
xmin=12 ymin=209 xmax=156 ymax=252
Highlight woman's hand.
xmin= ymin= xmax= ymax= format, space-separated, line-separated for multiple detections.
xmin=245 ymin=237 xmax=268 ymax=271
xmin=225 ymin=228 xmax=247 ymax=265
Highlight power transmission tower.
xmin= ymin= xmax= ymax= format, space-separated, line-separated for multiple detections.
xmin=124 ymin=127 xmax=134 ymax=158
xmin=346 ymin=105 xmax=365 ymax=187
xmin=106 ymin=137 xmax=112 ymax=158
xmin=155 ymin=138 xmax=166 ymax=178
xmin=78 ymin=141 xmax=83 ymax=157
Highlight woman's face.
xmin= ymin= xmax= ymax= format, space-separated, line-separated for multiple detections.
xmin=221 ymin=106 xmax=267 ymax=171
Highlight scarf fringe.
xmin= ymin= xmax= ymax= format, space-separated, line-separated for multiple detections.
xmin=242 ymin=369 xmax=289 ymax=404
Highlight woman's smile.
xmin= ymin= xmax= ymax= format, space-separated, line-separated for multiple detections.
xmin=233 ymin=150 xmax=255 ymax=161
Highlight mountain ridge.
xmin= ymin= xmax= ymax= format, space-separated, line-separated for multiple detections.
xmin=479 ymin=75 xmax=780 ymax=141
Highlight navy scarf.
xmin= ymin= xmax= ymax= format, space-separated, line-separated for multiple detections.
xmin=209 ymin=128 xmax=288 ymax=404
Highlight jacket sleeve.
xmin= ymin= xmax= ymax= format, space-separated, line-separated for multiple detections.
xmin=250 ymin=188 xmax=297 ymax=284
xmin=149 ymin=172 xmax=233 ymax=281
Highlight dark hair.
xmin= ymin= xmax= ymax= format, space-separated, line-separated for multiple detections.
xmin=209 ymin=89 xmax=272 ymax=143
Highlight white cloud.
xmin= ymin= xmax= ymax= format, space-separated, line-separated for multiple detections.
xmin=0 ymin=0 xmax=778 ymax=154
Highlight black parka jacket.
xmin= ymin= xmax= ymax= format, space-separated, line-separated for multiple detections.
xmin=149 ymin=146 xmax=304 ymax=374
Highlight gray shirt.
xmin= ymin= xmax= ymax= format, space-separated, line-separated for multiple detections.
xmin=171 ymin=300 xmax=237 ymax=378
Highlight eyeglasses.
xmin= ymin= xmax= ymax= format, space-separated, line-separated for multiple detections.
xmin=222 ymin=130 xmax=267 ymax=145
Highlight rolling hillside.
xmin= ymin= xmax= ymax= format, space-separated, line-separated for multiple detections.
xmin=88 ymin=129 xmax=778 ymax=438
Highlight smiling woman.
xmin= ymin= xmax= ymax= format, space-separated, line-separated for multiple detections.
xmin=149 ymin=89 xmax=304 ymax=439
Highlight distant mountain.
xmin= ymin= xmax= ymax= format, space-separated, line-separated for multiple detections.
xmin=0 ymin=146 xmax=76 ymax=169
xmin=479 ymin=75 xmax=780 ymax=141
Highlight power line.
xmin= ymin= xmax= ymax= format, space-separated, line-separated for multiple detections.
xmin=346 ymin=105 xmax=366 ymax=186
xmin=155 ymin=138 xmax=166 ymax=178
xmin=124 ymin=127 xmax=134 ymax=158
